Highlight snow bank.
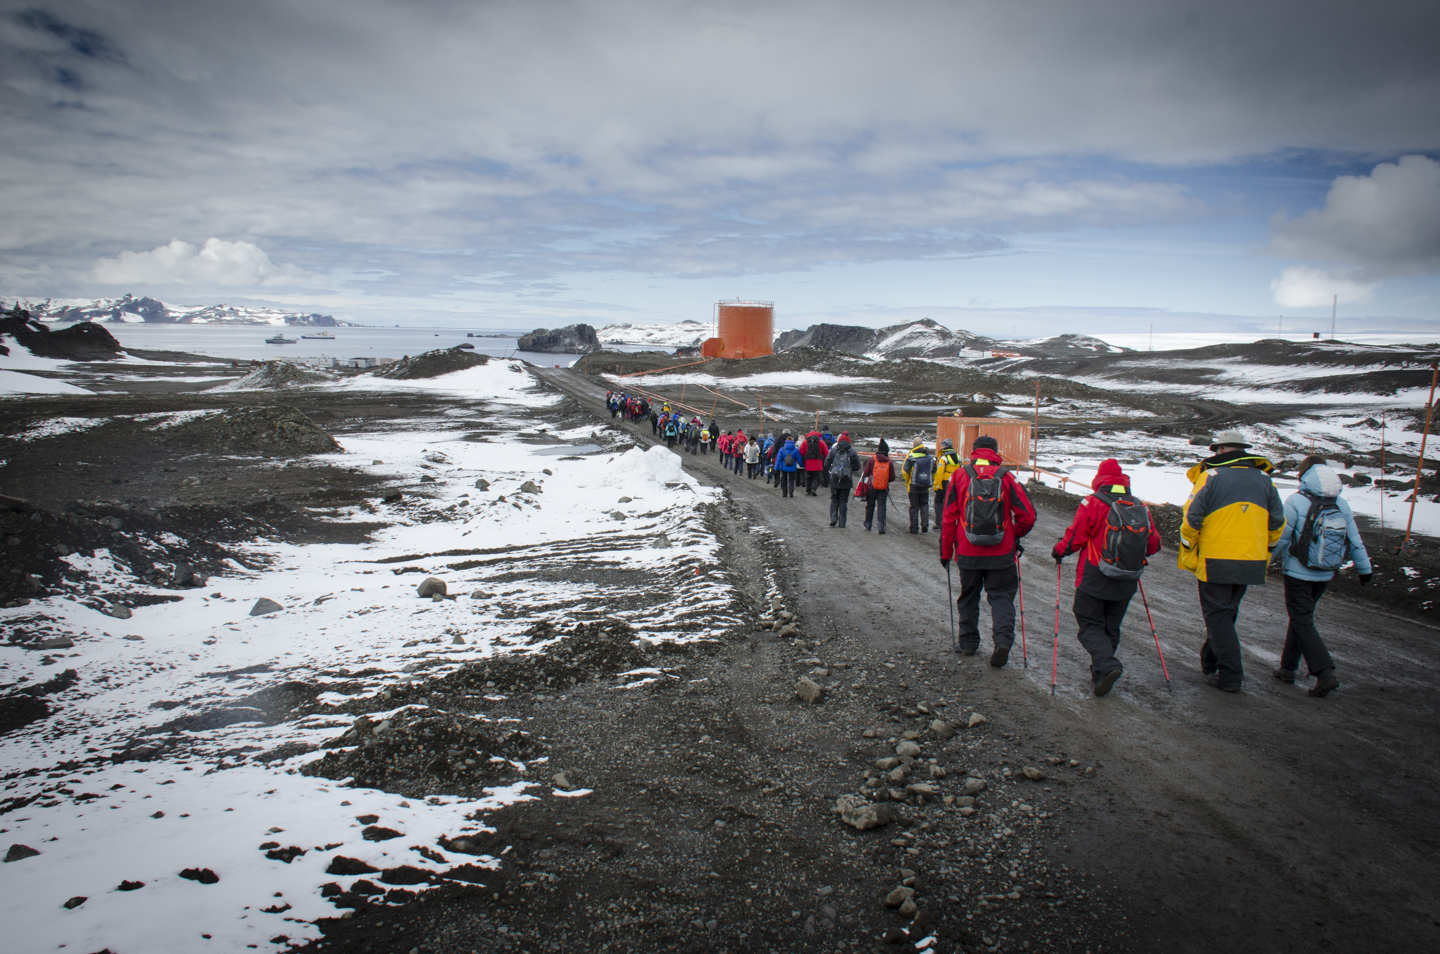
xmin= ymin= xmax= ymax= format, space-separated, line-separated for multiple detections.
xmin=576 ymin=445 xmax=697 ymax=491
xmin=0 ymin=368 xmax=92 ymax=394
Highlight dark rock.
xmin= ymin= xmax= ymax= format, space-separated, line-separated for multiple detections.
xmin=383 ymin=490 xmax=403 ymax=503
xmin=355 ymin=814 xmax=380 ymax=824
xmin=117 ymin=880 xmax=145 ymax=891
xmin=0 ymin=307 xmax=125 ymax=360
xmin=250 ymin=598 xmax=284 ymax=617
xmin=5 ymin=844 xmax=40 ymax=862
xmin=416 ymin=577 xmax=447 ymax=598
xmin=474 ymin=478 xmax=490 ymax=491
xmin=362 ymin=826 xmax=404 ymax=841
xmin=38 ymin=637 xmax=74 ymax=650
xmin=63 ymin=896 xmax=87 ymax=909
xmin=265 ymin=846 xmax=306 ymax=863
xmin=179 ymin=868 xmax=220 ymax=884
xmin=326 ymin=856 xmax=380 ymax=876
xmin=517 ymin=324 xmax=601 ymax=354
xmin=373 ymin=348 xmax=489 ymax=380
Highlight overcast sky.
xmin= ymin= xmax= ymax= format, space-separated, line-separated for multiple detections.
xmin=2 ymin=0 xmax=1438 ymax=334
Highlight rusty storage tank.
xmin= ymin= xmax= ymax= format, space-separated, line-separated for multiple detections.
xmin=703 ymin=299 xmax=774 ymax=359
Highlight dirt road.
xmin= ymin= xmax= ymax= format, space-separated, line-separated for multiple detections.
xmin=540 ymin=367 xmax=1440 ymax=954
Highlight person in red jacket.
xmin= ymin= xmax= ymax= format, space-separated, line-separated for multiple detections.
xmin=1051 ymin=458 xmax=1163 ymax=696
xmin=939 ymin=436 xmax=1037 ymax=667
xmin=801 ymin=429 xmax=829 ymax=496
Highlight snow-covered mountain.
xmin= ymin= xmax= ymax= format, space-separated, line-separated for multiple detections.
xmin=776 ymin=318 xmax=998 ymax=359
xmin=9 ymin=294 xmax=350 ymax=326
xmin=597 ymin=320 xmax=709 ymax=348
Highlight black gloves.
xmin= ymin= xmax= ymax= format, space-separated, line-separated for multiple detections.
xmin=1051 ymin=544 xmax=1065 ymax=565
xmin=940 ymin=558 xmax=951 ymax=570
xmin=1015 ymin=545 xmax=1025 ymax=558
xmin=1359 ymin=573 xmax=1372 ymax=585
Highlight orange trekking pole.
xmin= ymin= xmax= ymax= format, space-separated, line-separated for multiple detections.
xmin=1051 ymin=560 xmax=1062 ymax=695
xmin=1015 ymin=553 xmax=1029 ymax=668
xmin=1137 ymin=580 xmax=1172 ymax=691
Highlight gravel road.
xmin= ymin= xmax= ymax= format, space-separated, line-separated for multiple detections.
xmin=538 ymin=366 xmax=1440 ymax=954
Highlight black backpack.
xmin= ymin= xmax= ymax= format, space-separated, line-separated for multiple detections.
xmin=961 ymin=465 xmax=1009 ymax=546
xmin=1289 ymin=492 xmax=1348 ymax=571
xmin=1094 ymin=490 xmax=1152 ymax=580
xmin=829 ymin=448 xmax=854 ymax=484
xmin=909 ymin=454 xmax=935 ymax=489
xmin=805 ymin=434 xmax=822 ymax=459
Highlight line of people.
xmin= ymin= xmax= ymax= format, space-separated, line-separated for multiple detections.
xmin=615 ymin=393 xmax=1368 ymax=700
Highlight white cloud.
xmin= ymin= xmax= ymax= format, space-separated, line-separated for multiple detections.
xmin=1270 ymin=265 xmax=1376 ymax=309
xmin=89 ymin=239 xmax=325 ymax=288
xmin=1271 ymin=155 xmax=1440 ymax=277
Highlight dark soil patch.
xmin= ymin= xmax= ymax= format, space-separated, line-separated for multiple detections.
xmin=163 ymin=405 xmax=341 ymax=455
xmin=373 ymin=348 xmax=489 ymax=380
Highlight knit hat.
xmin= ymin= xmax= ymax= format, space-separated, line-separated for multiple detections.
xmin=839 ymin=432 xmax=850 ymax=441
xmin=878 ymin=439 xmax=890 ymax=455
xmin=972 ymin=435 xmax=999 ymax=452
xmin=940 ymin=438 xmax=954 ymax=449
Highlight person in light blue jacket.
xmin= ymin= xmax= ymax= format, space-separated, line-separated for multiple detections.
xmin=1272 ymin=456 xmax=1372 ymax=697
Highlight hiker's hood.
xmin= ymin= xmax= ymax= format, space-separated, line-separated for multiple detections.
xmin=874 ymin=451 xmax=891 ymax=463
xmin=970 ymin=447 xmax=1002 ymax=466
xmin=1300 ymin=464 xmax=1343 ymax=497
xmin=907 ymin=446 xmax=932 ymax=458
xmin=1091 ymin=458 xmax=1131 ymax=492
xmin=833 ymin=439 xmax=852 ymax=451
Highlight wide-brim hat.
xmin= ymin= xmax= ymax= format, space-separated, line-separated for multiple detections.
xmin=1209 ymin=430 xmax=1251 ymax=450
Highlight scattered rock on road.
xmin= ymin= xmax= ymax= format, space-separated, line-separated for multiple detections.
xmin=834 ymin=794 xmax=892 ymax=830
xmin=796 ymin=677 xmax=824 ymax=704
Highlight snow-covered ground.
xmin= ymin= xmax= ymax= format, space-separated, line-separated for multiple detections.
xmin=597 ymin=320 xmax=709 ymax=348
xmin=0 ymin=364 xmax=742 ymax=953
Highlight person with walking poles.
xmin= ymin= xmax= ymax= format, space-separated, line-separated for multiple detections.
xmin=1051 ymin=459 xmax=1163 ymax=696
xmin=934 ymin=438 xmax=962 ymax=531
xmin=1180 ymin=430 xmax=1286 ymax=692
xmin=939 ymin=435 xmax=1037 ymax=667
xmin=902 ymin=437 xmax=937 ymax=534
xmin=1272 ymin=455 xmax=1372 ymax=697
xmin=860 ymin=439 xmax=897 ymax=532
xmin=824 ymin=432 xmax=863 ymax=527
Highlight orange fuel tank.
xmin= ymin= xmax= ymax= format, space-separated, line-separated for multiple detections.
xmin=711 ymin=300 xmax=774 ymax=359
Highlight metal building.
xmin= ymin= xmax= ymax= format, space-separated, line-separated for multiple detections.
xmin=936 ymin=415 xmax=1034 ymax=470
xmin=701 ymin=299 xmax=774 ymax=359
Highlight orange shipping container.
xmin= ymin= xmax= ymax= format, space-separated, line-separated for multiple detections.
xmin=935 ymin=416 xmax=1033 ymax=470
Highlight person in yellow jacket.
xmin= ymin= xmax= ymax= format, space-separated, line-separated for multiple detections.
xmin=933 ymin=438 xmax=963 ymax=520
xmin=1179 ymin=430 xmax=1285 ymax=692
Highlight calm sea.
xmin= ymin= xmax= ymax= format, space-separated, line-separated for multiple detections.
xmin=98 ymin=324 xmax=641 ymax=366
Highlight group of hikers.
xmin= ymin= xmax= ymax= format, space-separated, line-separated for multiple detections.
xmin=610 ymin=388 xmax=1371 ymax=701
xmin=937 ymin=428 xmax=1370 ymax=699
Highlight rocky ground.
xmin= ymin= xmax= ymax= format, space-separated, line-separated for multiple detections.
xmin=2 ymin=347 xmax=1438 ymax=954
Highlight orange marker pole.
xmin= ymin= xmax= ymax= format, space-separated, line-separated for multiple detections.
xmin=1402 ymin=362 xmax=1439 ymax=550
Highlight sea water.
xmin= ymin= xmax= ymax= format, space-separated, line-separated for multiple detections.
xmin=98 ymin=323 xmax=642 ymax=366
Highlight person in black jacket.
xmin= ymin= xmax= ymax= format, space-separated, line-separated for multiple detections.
xmin=823 ymin=432 xmax=863 ymax=528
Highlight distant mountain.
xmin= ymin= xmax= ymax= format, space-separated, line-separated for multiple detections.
xmin=776 ymin=318 xmax=999 ymax=359
xmin=597 ymin=320 xmax=709 ymax=348
xmin=10 ymin=294 xmax=352 ymax=327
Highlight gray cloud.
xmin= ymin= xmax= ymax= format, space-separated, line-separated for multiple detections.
xmin=1271 ymin=155 xmax=1440 ymax=277
xmin=1 ymin=0 xmax=1438 ymax=308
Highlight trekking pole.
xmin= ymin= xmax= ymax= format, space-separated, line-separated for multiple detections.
xmin=1137 ymin=580 xmax=1172 ymax=691
xmin=945 ymin=564 xmax=958 ymax=669
xmin=1051 ymin=560 xmax=1062 ymax=695
xmin=1015 ymin=553 xmax=1029 ymax=668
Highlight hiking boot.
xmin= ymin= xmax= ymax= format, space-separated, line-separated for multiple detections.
xmin=909 ymin=529 xmax=918 ymax=534
xmin=830 ymin=520 xmax=837 ymax=527
xmin=878 ymin=529 xmax=886 ymax=534
xmin=1272 ymin=667 xmax=1296 ymax=684
xmin=957 ymin=647 xmax=977 ymax=657
xmin=1308 ymin=669 xmax=1340 ymax=697
xmin=1205 ymin=672 xmax=1242 ymax=692
xmin=989 ymin=645 xmax=1010 ymax=668
xmin=1093 ymin=668 xmax=1123 ymax=697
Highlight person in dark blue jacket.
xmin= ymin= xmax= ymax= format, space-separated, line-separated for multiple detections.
xmin=1272 ymin=456 xmax=1372 ymax=697
xmin=775 ymin=436 xmax=802 ymax=498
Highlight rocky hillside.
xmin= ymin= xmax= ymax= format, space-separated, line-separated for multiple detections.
xmin=0 ymin=306 xmax=125 ymax=361
xmin=11 ymin=294 xmax=347 ymax=326
xmin=517 ymin=323 xmax=601 ymax=354
xmin=776 ymin=318 xmax=995 ymax=358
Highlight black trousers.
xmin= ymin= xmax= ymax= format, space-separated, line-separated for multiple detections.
xmin=934 ymin=485 xmax=948 ymax=526
xmin=779 ymin=471 xmax=797 ymax=496
xmin=957 ymin=564 xmax=1018 ymax=651
xmin=1073 ymin=589 xmax=1131 ymax=680
xmin=806 ymin=470 xmax=820 ymax=494
xmin=908 ymin=489 xmax=930 ymax=532
xmin=830 ymin=485 xmax=851 ymax=526
xmin=1198 ymin=581 xmax=1248 ymax=684
xmin=1280 ymin=576 xmax=1335 ymax=675
xmin=864 ymin=488 xmax=889 ymax=531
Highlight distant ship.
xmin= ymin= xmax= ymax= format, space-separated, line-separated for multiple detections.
xmin=265 ymin=334 xmax=297 ymax=344
xmin=301 ymin=331 xmax=335 ymax=339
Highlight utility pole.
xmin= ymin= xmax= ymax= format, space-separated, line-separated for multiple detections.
xmin=1402 ymin=362 xmax=1439 ymax=551
xmin=1331 ymin=294 xmax=1337 ymax=340
xmin=1148 ymin=323 xmax=1153 ymax=352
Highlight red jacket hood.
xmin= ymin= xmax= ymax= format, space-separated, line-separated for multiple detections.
xmin=1091 ymin=458 xmax=1131 ymax=492
xmin=970 ymin=448 xmax=1002 ymax=466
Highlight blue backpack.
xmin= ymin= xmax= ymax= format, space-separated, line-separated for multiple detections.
xmin=1290 ymin=493 xmax=1348 ymax=571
